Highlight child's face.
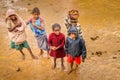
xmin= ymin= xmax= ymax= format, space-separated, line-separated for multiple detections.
xmin=9 ymin=15 xmax=17 ymax=20
xmin=70 ymin=33 xmax=77 ymax=39
xmin=32 ymin=13 xmax=40 ymax=19
xmin=54 ymin=27 xmax=61 ymax=35
xmin=71 ymin=22 xmax=77 ymax=26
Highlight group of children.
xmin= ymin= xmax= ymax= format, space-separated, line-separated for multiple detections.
xmin=5 ymin=7 xmax=87 ymax=74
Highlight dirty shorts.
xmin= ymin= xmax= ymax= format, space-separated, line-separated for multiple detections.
xmin=67 ymin=54 xmax=82 ymax=65
xmin=10 ymin=41 xmax=30 ymax=50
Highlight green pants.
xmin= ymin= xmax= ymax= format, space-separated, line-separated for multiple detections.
xmin=11 ymin=41 xmax=30 ymax=50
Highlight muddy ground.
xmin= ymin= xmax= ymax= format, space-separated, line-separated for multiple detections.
xmin=0 ymin=0 xmax=120 ymax=80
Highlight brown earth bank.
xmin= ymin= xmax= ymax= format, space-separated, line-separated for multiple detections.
xmin=0 ymin=0 xmax=120 ymax=80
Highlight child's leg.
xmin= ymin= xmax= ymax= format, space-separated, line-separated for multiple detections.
xmin=68 ymin=62 xmax=73 ymax=74
xmin=19 ymin=49 xmax=25 ymax=60
xmin=23 ymin=41 xmax=37 ymax=59
xmin=61 ymin=58 xmax=65 ymax=70
xmin=39 ymin=49 xmax=43 ymax=57
xmin=27 ymin=47 xmax=37 ymax=59
xmin=52 ymin=58 xmax=56 ymax=69
xmin=47 ymin=50 xmax=50 ymax=59
xmin=75 ymin=64 xmax=79 ymax=71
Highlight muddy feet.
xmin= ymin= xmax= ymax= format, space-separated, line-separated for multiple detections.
xmin=31 ymin=55 xmax=38 ymax=59
xmin=67 ymin=69 xmax=73 ymax=75
xmin=61 ymin=65 xmax=65 ymax=70
xmin=52 ymin=64 xmax=56 ymax=70
xmin=22 ymin=55 xmax=25 ymax=60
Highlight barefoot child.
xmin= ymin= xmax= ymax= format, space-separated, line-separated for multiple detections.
xmin=27 ymin=7 xmax=49 ymax=58
xmin=48 ymin=23 xmax=66 ymax=70
xmin=65 ymin=27 xmax=87 ymax=74
xmin=5 ymin=9 xmax=37 ymax=60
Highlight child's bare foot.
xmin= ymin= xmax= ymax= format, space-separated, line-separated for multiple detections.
xmin=67 ymin=69 xmax=73 ymax=75
xmin=32 ymin=55 xmax=38 ymax=59
xmin=61 ymin=65 xmax=65 ymax=70
xmin=47 ymin=55 xmax=50 ymax=59
xmin=52 ymin=64 xmax=56 ymax=70
xmin=22 ymin=55 xmax=25 ymax=60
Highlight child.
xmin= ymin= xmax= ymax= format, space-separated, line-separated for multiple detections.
xmin=48 ymin=23 xmax=66 ymax=70
xmin=65 ymin=27 xmax=87 ymax=74
xmin=65 ymin=9 xmax=82 ymax=37
xmin=27 ymin=7 xmax=49 ymax=58
xmin=5 ymin=9 xmax=37 ymax=60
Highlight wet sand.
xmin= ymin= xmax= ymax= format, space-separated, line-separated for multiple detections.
xmin=0 ymin=0 xmax=120 ymax=80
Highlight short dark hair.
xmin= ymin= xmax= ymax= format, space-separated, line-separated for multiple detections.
xmin=52 ymin=23 xmax=61 ymax=31
xmin=32 ymin=7 xmax=40 ymax=14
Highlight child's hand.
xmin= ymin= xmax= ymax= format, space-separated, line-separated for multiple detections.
xmin=50 ymin=46 xmax=56 ymax=50
xmin=16 ymin=22 xmax=22 ymax=27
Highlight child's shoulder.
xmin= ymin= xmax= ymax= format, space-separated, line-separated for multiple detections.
xmin=40 ymin=17 xmax=44 ymax=22
xmin=60 ymin=32 xmax=65 ymax=36
xmin=49 ymin=32 xmax=55 ymax=36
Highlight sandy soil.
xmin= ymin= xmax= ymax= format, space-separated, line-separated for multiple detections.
xmin=0 ymin=0 xmax=120 ymax=80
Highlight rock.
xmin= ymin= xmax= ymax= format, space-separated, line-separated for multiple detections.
xmin=91 ymin=52 xmax=94 ymax=55
xmin=16 ymin=67 xmax=21 ymax=72
xmin=27 ymin=3 xmax=31 ymax=5
xmin=112 ymin=56 xmax=117 ymax=59
xmin=90 ymin=36 xmax=99 ymax=41
xmin=118 ymin=50 xmax=120 ymax=52
xmin=11 ymin=0 xmax=14 ymax=3
xmin=96 ymin=51 xmax=102 ymax=57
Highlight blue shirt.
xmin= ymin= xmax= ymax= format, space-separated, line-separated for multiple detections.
xmin=29 ymin=18 xmax=46 ymax=36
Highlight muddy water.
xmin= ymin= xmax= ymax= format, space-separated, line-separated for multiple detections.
xmin=0 ymin=0 xmax=120 ymax=80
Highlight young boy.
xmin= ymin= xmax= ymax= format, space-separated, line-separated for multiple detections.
xmin=5 ymin=9 xmax=37 ymax=60
xmin=65 ymin=27 xmax=87 ymax=74
xmin=27 ymin=7 xmax=49 ymax=58
xmin=48 ymin=23 xmax=66 ymax=70
xmin=65 ymin=9 xmax=82 ymax=37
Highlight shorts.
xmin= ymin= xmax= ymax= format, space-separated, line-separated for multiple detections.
xmin=11 ymin=41 xmax=30 ymax=50
xmin=67 ymin=54 xmax=81 ymax=65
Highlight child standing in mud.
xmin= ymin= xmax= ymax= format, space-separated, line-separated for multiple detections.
xmin=5 ymin=9 xmax=37 ymax=60
xmin=65 ymin=27 xmax=87 ymax=74
xmin=27 ymin=7 xmax=49 ymax=58
xmin=48 ymin=23 xmax=66 ymax=70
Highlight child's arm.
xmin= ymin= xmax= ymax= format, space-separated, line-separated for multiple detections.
xmin=32 ymin=20 xmax=44 ymax=30
xmin=7 ymin=23 xmax=19 ymax=32
xmin=48 ymin=34 xmax=56 ymax=50
xmin=65 ymin=37 xmax=69 ymax=55
xmin=80 ymin=39 xmax=87 ymax=62
xmin=56 ymin=35 xmax=65 ymax=50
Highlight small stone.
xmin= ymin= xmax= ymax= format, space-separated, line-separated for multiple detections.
xmin=27 ymin=3 xmax=31 ymax=5
xmin=91 ymin=53 xmax=94 ymax=55
xmin=96 ymin=51 xmax=102 ymax=57
xmin=11 ymin=0 xmax=14 ymax=3
xmin=16 ymin=67 xmax=21 ymax=72
xmin=112 ymin=56 xmax=117 ymax=59
xmin=118 ymin=50 xmax=120 ymax=52
xmin=90 ymin=36 xmax=99 ymax=41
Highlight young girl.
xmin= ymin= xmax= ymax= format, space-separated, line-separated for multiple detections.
xmin=48 ymin=23 xmax=66 ymax=70
xmin=5 ymin=9 xmax=37 ymax=60
xmin=27 ymin=7 xmax=49 ymax=58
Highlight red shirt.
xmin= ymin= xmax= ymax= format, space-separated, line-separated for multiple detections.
xmin=48 ymin=32 xmax=66 ymax=58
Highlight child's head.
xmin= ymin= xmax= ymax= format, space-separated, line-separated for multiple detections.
xmin=32 ymin=7 xmax=40 ymax=19
xmin=6 ymin=9 xmax=17 ymax=21
xmin=52 ymin=23 xmax=61 ymax=35
xmin=70 ymin=33 xmax=77 ymax=39
xmin=9 ymin=14 xmax=17 ymax=21
xmin=70 ymin=19 xmax=78 ymax=26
